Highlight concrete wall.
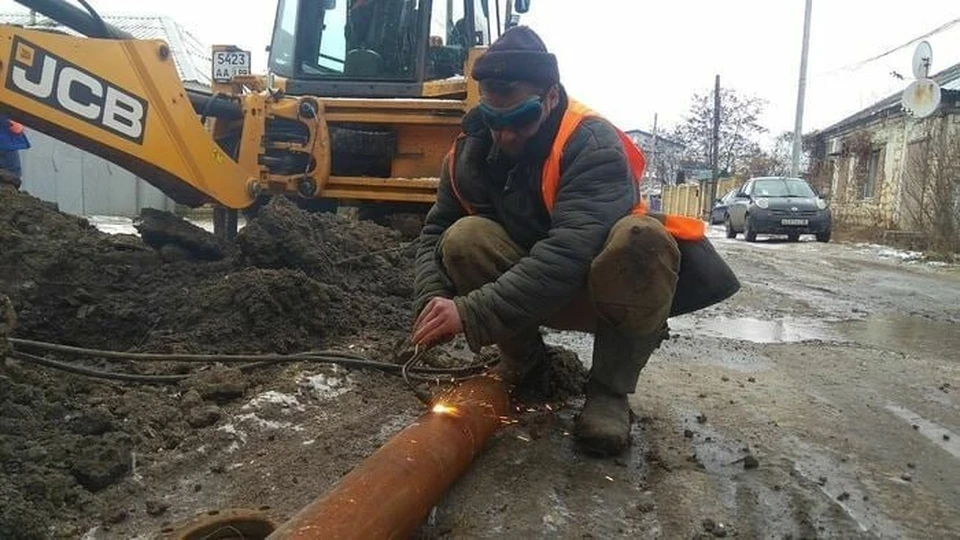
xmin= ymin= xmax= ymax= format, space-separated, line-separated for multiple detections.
xmin=18 ymin=129 xmax=176 ymax=218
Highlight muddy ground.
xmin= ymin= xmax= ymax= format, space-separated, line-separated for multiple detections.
xmin=2 ymin=186 xmax=959 ymax=539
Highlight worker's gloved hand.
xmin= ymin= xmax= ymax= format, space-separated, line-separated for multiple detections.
xmin=411 ymin=297 xmax=463 ymax=347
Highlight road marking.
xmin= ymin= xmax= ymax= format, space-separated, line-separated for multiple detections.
xmin=886 ymin=404 xmax=960 ymax=459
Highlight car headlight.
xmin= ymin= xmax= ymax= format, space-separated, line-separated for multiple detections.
xmin=816 ymin=199 xmax=828 ymax=210
xmin=755 ymin=198 xmax=769 ymax=209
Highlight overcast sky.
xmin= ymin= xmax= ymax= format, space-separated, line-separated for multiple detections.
xmin=2 ymin=0 xmax=958 ymax=143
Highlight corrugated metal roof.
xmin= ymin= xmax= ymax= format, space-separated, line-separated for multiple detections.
xmin=0 ymin=13 xmax=211 ymax=89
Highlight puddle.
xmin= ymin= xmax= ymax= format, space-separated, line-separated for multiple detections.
xmin=667 ymin=314 xmax=959 ymax=353
xmin=668 ymin=316 xmax=835 ymax=344
xmin=834 ymin=317 xmax=960 ymax=357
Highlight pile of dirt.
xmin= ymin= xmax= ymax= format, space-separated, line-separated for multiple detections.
xmin=0 ymin=190 xmax=423 ymax=535
xmin=0 ymin=191 xmax=414 ymax=354
xmin=0 ymin=188 xmax=588 ymax=536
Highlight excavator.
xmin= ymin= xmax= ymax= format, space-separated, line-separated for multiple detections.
xmin=0 ymin=0 xmax=534 ymax=236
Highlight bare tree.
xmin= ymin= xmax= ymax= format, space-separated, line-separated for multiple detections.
xmin=902 ymin=121 xmax=960 ymax=253
xmin=673 ymin=87 xmax=768 ymax=175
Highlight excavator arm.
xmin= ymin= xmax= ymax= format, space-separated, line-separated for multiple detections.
xmin=1 ymin=0 xmax=533 ymax=221
xmin=0 ymin=4 xmax=257 ymax=209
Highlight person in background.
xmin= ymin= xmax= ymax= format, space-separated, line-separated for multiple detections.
xmin=0 ymin=115 xmax=30 ymax=190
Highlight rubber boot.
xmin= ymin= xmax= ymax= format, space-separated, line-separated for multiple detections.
xmin=490 ymin=330 xmax=548 ymax=389
xmin=574 ymin=324 xmax=667 ymax=456
xmin=574 ymin=379 xmax=631 ymax=456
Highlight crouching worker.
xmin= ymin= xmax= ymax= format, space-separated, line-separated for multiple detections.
xmin=411 ymin=26 xmax=739 ymax=456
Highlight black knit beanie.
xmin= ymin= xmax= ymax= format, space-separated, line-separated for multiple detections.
xmin=471 ymin=26 xmax=559 ymax=86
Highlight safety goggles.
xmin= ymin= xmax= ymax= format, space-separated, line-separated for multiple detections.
xmin=478 ymin=96 xmax=544 ymax=132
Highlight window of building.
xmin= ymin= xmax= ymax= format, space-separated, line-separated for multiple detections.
xmin=861 ymin=149 xmax=883 ymax=199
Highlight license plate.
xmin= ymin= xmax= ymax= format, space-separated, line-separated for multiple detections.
xmin=212 ymin=50 xmax=251 ymax=82
xmin=781 ymin=218 xmax=809 ymax=226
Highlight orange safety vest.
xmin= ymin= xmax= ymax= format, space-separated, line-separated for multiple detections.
xmin=543 ymin=100 xmax=705 ymax=241
xmin=447 ymin=99 xmax=706 ymax=241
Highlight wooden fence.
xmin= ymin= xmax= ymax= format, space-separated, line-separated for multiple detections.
xmin=661 ymin=178 xmax=741 ymax=219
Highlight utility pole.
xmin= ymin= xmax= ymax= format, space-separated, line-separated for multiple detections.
xmin=650 ymin=113 xmax=658 ymax=185
xmin=707 ymin=74 xmax=720 ymax=218
xmin=791 ymin=0 xmax=813 ymax=177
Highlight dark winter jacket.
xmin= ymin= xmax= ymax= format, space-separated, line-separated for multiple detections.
xmin=414 ymin=88 xmax=641 ymax=349
xmin=414 ymin=88 xmax=740 ymax=351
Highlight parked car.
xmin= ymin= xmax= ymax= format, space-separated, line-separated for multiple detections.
xmin=710 ymin=188 xmax=739 ymax=224
xmin=723 ymin=176 xmax=831 ymax=242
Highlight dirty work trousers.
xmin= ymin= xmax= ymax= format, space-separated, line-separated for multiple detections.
xmin=0 ymin=150 xmax=21 ymax=189
xmin=439 ymin=215 xmax=681 ymax=394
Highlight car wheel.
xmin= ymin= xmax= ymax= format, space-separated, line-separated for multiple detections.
xmin=816 ymin=229 xmax=831 ymax=243
xmin=744 ymin=216 xmax=758 ymax=242
xmin=724 ymin=215 xmax=737 ymax=239
xmin=787 ymin=233 xmax=800 ymax=242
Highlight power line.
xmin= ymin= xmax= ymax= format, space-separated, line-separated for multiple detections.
xmin=818 ymin=14 xmax=960 ymax=76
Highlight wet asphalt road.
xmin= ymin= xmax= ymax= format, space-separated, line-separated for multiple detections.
xmin=437 ymin=228 xmax=960 ymax=539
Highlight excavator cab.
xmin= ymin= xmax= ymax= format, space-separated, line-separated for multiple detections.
xmin=268 ymin=0 xmax=492 ymax=97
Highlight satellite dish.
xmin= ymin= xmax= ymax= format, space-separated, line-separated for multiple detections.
xmin=902 ymin=78 xmax=941 ymax=118
xmin=912 ymin=41 xmax=933 ymax=79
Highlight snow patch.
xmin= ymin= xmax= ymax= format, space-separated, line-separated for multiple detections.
xmin=87 ymin=215 xmax=137 ymax=235
xmin=235 ymin=412 xmax=293 ymax=431
xmin=300 ymin=369 xmax=352 ymax=400
xmin=242 ymin=390 xmax=304 ymax=412
xmin=856 ymin=243 xmax=924 ymax=262
xmin=87 ymin=214 xmax=246 ymax=236
xmin=216 ymin=423 xmax=247 ymax=445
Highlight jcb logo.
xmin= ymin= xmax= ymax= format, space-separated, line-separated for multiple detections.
xmin=5 ymin=38 xmax=148 ymax=144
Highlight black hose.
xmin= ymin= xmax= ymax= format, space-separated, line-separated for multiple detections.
xmin=200 ymin=92 xmax=225 ymax=125
xmin=8 ymin=338 xmax=495 ymax=377
xmin=12 ymin=351 xmax=192 ymax=384
xmin=188 ymin=91 xmax=244 ymax=120
xmin=75 ymin=0 xmax=109 ymax=39
xmin=12 ymin=0 xmax=132 ymax=39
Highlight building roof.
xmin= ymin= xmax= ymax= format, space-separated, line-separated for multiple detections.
xmin=625 ymin=129 xmax=686 ymax=150
xmin=0 ymin=13 xmax=211 ymax=91
xmin=812 ymin=60 xmax=960 ymax=139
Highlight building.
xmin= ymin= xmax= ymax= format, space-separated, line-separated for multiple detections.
xmin=805 ymin=62 xmax=960 ymax=249
xmin=0 ymin=13 xmax=212 ymax=217
xmin=625 ymin=129 xmax=686 ymax=187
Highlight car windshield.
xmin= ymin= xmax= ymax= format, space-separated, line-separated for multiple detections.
xmin=752 ymin=178 xmax=816 ymax=198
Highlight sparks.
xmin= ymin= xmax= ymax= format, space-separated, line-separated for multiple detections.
xmin=431 ymin=403 xmax=458 ymax=416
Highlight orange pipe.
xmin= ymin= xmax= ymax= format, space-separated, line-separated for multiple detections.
xmin=267 ymin=374 xmax=510 ymax=539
